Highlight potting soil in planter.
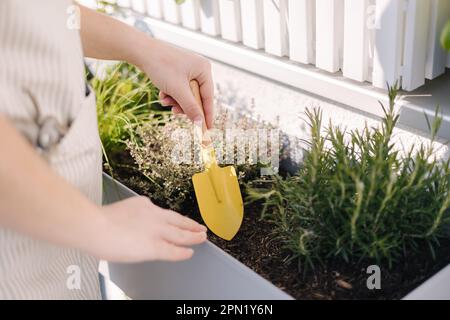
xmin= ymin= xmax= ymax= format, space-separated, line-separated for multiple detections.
xmin=104 ymin=153 xmax=450 ymax=300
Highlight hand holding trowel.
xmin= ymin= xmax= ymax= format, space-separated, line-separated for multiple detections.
xmin=189 ymin=80 xmax=244 ymax=241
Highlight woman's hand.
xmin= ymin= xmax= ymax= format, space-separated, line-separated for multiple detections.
xmin=79 ymin=6 xmax=215 ymax=129
xmin=0 ymin=115 xmax=206 ymax=264
xmin=91 ymin=196 xmax=207 ymax=263
xmin=139 ymin=39 xmax=215 ymax=129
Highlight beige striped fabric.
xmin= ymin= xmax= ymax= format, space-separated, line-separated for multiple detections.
xmin=0 ymin=0 xmax=102 ymax=299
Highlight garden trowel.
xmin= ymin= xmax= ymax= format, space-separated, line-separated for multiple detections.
xmin=190 ymin=80 xmax=244 ymax=241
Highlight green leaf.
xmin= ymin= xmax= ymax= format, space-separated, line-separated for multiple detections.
xmin=441 ymin=20 xmax=450 ymax=51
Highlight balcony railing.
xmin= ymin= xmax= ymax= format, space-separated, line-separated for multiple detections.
xmin=80 ymin=0 xmax=450 ymax=139
xmin=108 ymin=0 xmax=450 ymax=92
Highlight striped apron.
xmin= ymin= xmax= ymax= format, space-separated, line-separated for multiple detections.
xmin=0 ymin=0 xmax=102 ymax=299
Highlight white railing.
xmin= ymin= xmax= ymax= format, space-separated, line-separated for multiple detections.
xmin=109 ymin=0 xmax=450 ymax=92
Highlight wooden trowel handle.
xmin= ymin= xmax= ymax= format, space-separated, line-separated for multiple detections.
xmin=189 ymin=80 xmax=202 ymax=106
xmin=190 ymin=80 xmax=211 ymax=144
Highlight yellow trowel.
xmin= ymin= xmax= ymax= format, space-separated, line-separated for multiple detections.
xmin=190 ymin=80 xmax=244 ymax=241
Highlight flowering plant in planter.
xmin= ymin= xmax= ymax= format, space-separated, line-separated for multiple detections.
xmin=125 ymin=102 xmax=276 ymax=212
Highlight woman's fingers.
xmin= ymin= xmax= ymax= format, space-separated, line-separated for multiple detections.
xmin=159 ymin=91 xmax=168 ymax=100
xmin=197 ymin=72 xmax=215 ymax=129
xmin=162 ymin=225 xmax=207 ymax=246
xmin=163 ymin=209 xmax=207 ymax=232
xmin=160 ymin=92 xmax=179 ymax=108
xmin=160 ymin=77 xmax=213 ymax=128
xmin=157 ymin=242 xmax=194 ymax=261
xmin=159 ymin=93 xmax=184 ymax=115
xmin=160 ymin=95 xmax=176 ymax=106
xmin=172 ymin=106 xmax=183 ymax=114
xmin=169 ymin=82 xmax=206 ymax=125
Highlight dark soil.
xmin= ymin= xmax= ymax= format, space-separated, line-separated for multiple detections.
xmin=106 ymin=152 xmax=450 ymax=300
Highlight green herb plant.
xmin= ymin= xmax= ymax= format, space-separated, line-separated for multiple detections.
xmin=248 ymin=84 xmax=450 ymax=271
xmin=91 ymin=62 xmax=163 ymax=161
xmin=441 ymin=20 xmax=450 ymax=52
xmin=126 ymin=102 xmax=276 ymax=213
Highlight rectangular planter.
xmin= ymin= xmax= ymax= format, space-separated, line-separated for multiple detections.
xmin=404 ymin=265 xmax=450 ymax=300
xmin=102 ymin=173 xmax=292 ymax=299
xmin=102 ymin=173 xmax=450 ymax=299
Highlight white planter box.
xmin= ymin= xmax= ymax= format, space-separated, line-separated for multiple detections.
xmin=240 ymin=0 xmax=264 ymax=50
xmin=199 ymin=0 xmax=221 ymax=36
xmin=102 ymin=174 xmax=292 ymax=299
xmin=404 ymin=265 xmax=450 ymax=300
xmin=180 ymin=0 xmax=201 ymax=30
xmin=102 ymin=173 xmax=450 ymax=299
xmin=218 ymin=0 xmax=242 ymax=42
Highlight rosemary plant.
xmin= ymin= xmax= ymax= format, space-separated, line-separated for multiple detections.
xmin=91 ymin=62 xmax=163 ymax=158
xmin=248 ymin=84 xmax=450 ymax=270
